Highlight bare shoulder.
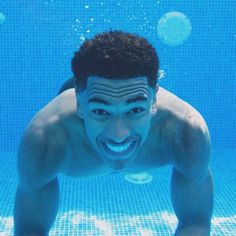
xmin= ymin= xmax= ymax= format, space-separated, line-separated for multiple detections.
xmin=17 ymin=92 xmax=72 ymax=190
xmin=156 ymin=87 xmax=211 ymax=178
xmin=157 ymin=86 xmax=210 ymax=136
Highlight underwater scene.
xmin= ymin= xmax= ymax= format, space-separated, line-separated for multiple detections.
xmin=0 ymin=1 xmax=235 ymax=235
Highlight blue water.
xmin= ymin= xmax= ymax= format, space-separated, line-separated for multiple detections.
xmin=0 ymin=1 xmax=235 ymax=235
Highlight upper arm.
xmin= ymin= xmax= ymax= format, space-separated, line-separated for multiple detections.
xmin=17 ymin=122 xmax=65 ymax=190
xmin=173 ymin=109 xmax=211 ymax=180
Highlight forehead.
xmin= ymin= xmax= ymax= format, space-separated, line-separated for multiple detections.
xmin=80 ymin=76 xmax=152 ymax=103
xmin=86 ymin=76 xmax=149 ymax=88
xmin=79 ymin=76 xmax=153 ymax=101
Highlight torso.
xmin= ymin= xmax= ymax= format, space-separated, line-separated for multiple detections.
xmin=31 ymin=87 xmax=206 ymax=177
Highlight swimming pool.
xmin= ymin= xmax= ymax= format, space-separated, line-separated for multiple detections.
xmin=0 ymin=1 xmax=235 ymax=235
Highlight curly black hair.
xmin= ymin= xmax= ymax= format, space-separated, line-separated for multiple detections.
xmin=71 ymin=30 xmax=159 ymax=92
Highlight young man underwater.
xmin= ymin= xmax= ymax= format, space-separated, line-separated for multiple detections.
xmin=14 ymin=30 xmax=213 ymax=236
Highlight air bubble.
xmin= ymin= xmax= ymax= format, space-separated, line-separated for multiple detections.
xmin=0 ymin=13 xmax=5 ymax=24
xmin=157 ymin=11 xmax=192 ymax=46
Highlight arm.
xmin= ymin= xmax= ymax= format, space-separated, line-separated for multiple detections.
xmin=14 ymin=178 xmax=59 ymax=236
xmin=171 ymin=113 xmax=214 ymax=236
xmin=14 ymin=124 xmax=64 ymax=236
xmin=171 ymin=168 xmax=213 ymax=236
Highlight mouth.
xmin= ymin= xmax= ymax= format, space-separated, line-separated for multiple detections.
xmin=99 ymin=138 xmax=139 ymax=161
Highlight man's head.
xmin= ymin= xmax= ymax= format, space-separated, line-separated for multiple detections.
xmin=71 ymin=30 xmax=159 ymax=92
xmin=71 ymin=31 xmax=160 ymax=170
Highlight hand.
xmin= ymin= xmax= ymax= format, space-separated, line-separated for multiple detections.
xmin=174 ymin=225 xmax=210 ymax=236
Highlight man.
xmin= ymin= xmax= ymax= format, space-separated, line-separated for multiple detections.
xmin=14 ymin=30 xmax=213 ymax=236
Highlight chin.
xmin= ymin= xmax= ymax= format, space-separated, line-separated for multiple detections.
xmin=94 ymin=135 xmax=143 ymax=171
xmin=102 ymin=156 xmax=136 ymax=170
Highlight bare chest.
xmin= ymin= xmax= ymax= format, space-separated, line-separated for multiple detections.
xmin=61 ymin=125 xmax=172 ymax=177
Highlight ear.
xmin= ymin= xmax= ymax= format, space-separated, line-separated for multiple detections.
xmin=155 ymin=83 xmax=159 ymax=94
xmin=151 ymin=103 xmax=157 ymax=117
xmin=76 ymin=96 xmax=85 ymax=119
xmin=151 ymin=84 xmax=159 ymax=117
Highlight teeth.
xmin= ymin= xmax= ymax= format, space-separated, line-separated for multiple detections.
xmin=105 ymin=142 xmax=133 ymax=153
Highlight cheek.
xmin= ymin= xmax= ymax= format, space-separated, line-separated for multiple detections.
xmin=84 ymin=113 xmax=152 ymax=139
xmin=133 ymin=115 xmax=152 ymax=135
xmin=83 ymin=117 xmax=104 ymax=138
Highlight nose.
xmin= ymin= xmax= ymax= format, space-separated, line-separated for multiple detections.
xmin=107 ymin=117 xmax=131 ymax=144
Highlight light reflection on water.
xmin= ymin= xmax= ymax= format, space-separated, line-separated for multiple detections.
xmin=1 ymin=212 xmax=235 ymax=235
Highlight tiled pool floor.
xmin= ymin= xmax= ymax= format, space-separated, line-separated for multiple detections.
xmin=0 ymin=150 xmax=235 ymax=235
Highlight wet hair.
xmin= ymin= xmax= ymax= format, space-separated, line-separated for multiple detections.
xmin=71 ymin=30 xmax=159 ymax=92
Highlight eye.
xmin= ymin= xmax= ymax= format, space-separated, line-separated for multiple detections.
xmin=91 ymin=109 xmax=109 ymax=116
xmin=128 ymin=107 xmax=145 ymax=115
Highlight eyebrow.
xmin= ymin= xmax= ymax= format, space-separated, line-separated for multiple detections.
xmin=88 ymin=96 xmax=148 ymax=106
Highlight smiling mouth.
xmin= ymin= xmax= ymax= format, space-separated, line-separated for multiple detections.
xmin=100 ymin=139 xmax=138 ymax=160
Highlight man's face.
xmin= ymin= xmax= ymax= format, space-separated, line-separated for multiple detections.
xmin=76 ymin=76 xmax=158 ymax=170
